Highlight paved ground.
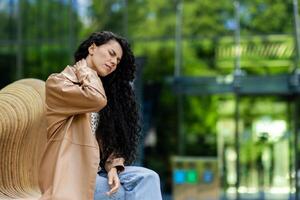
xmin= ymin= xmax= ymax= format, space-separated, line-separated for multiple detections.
xmin=163 ymin=192 xmax=297 ymax=200
xmin=221 ymin=193 xmax=294 ymax=200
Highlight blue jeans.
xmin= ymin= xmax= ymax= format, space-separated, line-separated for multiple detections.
xmin=94 ymin=166 xmax=162 ymax=200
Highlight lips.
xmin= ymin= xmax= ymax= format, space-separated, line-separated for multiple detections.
xmin=104 ymin=64 xmax=112 ymax=71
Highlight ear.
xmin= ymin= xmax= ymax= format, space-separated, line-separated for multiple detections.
xmin=88 ymin=43 xmax=96 ymax=55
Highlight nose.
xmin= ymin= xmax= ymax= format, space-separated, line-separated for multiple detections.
xmin=110 ymin=57 xmax=117 ymax=67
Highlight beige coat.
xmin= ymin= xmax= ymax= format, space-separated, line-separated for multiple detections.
xmin=38 ymin=65 xmax=124 ymax=200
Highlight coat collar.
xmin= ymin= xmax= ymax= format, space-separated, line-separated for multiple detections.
xmin=61 ymin=65 xmax=79 ymax=83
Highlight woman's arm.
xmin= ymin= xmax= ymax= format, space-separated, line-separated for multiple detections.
xmin=105 ymin=155 xmax=125 ymax=196
xmin=46 ymin=59 xmax=107 ymax=116
xmin=104 ymin=153 xmax=125 ymax=173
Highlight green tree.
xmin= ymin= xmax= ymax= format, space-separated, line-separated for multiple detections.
xmin=0 ymin=0 xmax=82 ymax=84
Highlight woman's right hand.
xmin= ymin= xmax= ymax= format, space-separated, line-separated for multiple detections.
xmin=74 ymin=59 xmax=88 ymax=69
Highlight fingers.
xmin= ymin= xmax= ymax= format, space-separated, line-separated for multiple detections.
xmin=107 ymin=183 xmax=119 ymax=196
xmin=74 ymin=59 xmax=87 ymax=68
xmin=108 ymin=173 xmax=113 ymax=186
xmin=106 ymin=176 xmax=120 ymax=196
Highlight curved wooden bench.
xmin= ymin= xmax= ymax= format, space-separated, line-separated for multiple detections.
xmin=0 ymin=79 xmax=47 ymax=200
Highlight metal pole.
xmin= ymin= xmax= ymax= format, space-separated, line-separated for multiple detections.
xmin=68 ymin=0 xmax=76 ymax=62
xmin=233 ymin=1 xmax=241 ymax=199
xmin=175 ymin=0 xmax=184 ymax=155
xmin=134 ymin=57 xmax=145 ymax=165
xmin=16 ymin=0 xmax=23 ymax=79
xmin=177 ymin=94 xmax=184 ymax=155
xmin=295 ymin=98 xmax=300 ymax=200
xmin=9 ymin=0 xmax=14 ymax=69
xmin=123 ymin=0 xmax=128 ymax=37
xmin=293 ymin=0 xmax=300 ymax=199
xmin=234 ymin=0 xmax=241 ymax=73
xmin=175 ymin=0 xmax=183 ymax=77
xmin=293 ymin=0 xmax=300 ymax=71
xmin=234 ymin=92 xmax=240 ymax=200
xmin=9 ymin=0 xmax=14 ymax=39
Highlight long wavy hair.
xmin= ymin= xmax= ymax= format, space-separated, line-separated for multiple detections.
xmin=74 ymin=31 xmax=140 ymax=165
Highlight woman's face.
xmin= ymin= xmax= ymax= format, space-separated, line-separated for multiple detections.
xmin=87 ymin=39 xmax=123 ymax=77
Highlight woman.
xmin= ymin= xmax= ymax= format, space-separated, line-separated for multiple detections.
xmin=38 ymin=31 xmax=162 ymax=200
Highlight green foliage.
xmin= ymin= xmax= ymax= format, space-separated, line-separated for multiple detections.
xmin=183 ymin=39 xmax=217 ymax=76
xmin=0 ymin=0 xmax=82 ymax=82
xmin=87 ymin=0 xmax=128 ymax=36
xmin=183 ymin=0 xmax=233 ymax=36
xmin=184 ymin=95 xmax=218 ymax=156
xmin=134 ymin=41 xmax=175 ymax=81
xmin=241 ymin=0 xmax=293 ymax=34
xmin=24 ymin=45 xmax=70 ymax=79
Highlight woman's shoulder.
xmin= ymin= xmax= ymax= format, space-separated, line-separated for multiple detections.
xmin=47 ymin=65 xmax=79 ymax=84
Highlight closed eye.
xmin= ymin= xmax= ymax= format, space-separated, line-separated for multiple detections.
xmin=109 ymin=50 xmax=114 ymax=56
xmin=111 ymin=49 xmax=121 ymax=64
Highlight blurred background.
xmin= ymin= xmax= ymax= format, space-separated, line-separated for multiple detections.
xmin=2 ymin=0 xmax=300 ymax=200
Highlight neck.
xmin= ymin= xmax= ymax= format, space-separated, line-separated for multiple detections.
xmin=85 ymin=55 xmax=97 ymax=72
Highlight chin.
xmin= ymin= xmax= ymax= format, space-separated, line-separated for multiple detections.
xmin=95 ymin=69 xmax=106 ymax=77
xmin=97 ymin=67 xmax=111 ymax=77
xmin=98 ymin=72 xmax=110 ymax=77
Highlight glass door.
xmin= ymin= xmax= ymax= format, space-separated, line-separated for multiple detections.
xmin=217 ymin=96 xmax=294 ymax=200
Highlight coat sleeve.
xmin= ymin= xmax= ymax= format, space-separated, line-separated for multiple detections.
xmin=46 ymin=65 xmax=107 ymax=116
xmin=104 ymin=153 xmax=125 ymax=173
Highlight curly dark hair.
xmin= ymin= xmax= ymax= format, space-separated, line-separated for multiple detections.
xmin=74 ymin=31 xmax=140 ymax=165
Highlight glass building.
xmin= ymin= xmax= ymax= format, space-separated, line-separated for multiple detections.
xmin=1 ymin=1 xmax=300 ymax=200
